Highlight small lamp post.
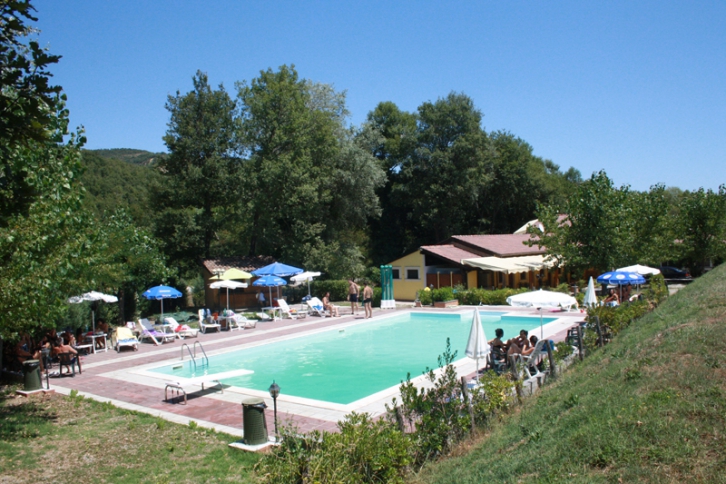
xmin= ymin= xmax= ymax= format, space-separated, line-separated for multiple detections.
xmin=268 ymin=380 xmax=280 ymax=440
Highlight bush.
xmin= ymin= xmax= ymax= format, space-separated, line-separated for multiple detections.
xmin=418 ymin=289 xmax=433 ymax=306
xmin=431 ymin=286 xmax=455 ymax=302
xmin=386 ymin=339 xmax=513 ymax=466
xmin=310 ymin=280 xmax=349 ymax=301
xmin=257 ymin=414 xmax=413 ymax=483
xmin=456 ymin=287 xmax=529 ymax=305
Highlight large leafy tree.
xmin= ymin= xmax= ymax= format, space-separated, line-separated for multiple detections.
xmin=529 ymin=171 xmax=675 ymax=276
xmin=530 ymin=171 xmax=633 ymax=275
xmin=0 ymin=1 xmax=98 ymax=337
xmin=155 ymin=71 xmax=242 ymax=275
xmin=365 ymin=101 xmax=419 ymax=263
xmin=673 ymin=186 xmax=726 ymax=275
xmin=400 ymin=93 xmax=493 ymax=244
xmin=237 ymin=65 xmax=384 ymax=277
xmin=92 ymin=211 xmax=172 ymax=323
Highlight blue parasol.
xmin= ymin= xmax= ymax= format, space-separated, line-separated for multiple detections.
xmin=596 ymin=271 xmax=646 ymax=285
xmin=252 ymin=262 xmax=303 ymax=278
xmin=252 ymin=275 xmax=287 ymax=311
xmin=142 ymin=285 xmax=182 ymax=323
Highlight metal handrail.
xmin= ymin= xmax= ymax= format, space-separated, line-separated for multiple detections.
xmin=180 ymin=343 xmax=197 ymax=371
xmin=193 ymin=340 xmax=209 ymax=366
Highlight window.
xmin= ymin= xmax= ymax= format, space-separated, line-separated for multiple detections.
xmin=405 ymin=267 xmax=420 ymax=280
xmin=392 ymin=267 xmax=401 ymax=280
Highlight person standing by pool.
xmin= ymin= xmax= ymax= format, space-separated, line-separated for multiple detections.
xmin=256 ymin=290 xmax=266 ymax=308
xmin=362 ymin=282 xmax=373 ymax=319
xmin=348 ymin=279 xmax=360 ymax=316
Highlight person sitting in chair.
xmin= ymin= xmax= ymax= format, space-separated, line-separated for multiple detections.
xmin=322 ymin=292 xmax=339 ymax=317
xmin=507 ymin=330 xmax=533 ymax=357
xmin=603 ymin=289 xmax=620 ymax=307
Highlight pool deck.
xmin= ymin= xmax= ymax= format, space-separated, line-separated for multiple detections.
xmin=46 ymin=305 xmax=584 ymax=438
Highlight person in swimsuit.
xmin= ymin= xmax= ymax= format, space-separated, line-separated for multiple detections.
xmin=348 ymin=279 xmax=360 ymax=316
xmin=362 ymin=282 xmax=373 ymax=319
xmin=322 ymin=292 xmax=339 ymax=317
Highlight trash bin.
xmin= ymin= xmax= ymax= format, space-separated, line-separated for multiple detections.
xmin=23 ymin=359 xmax=42 ymax=392
xmin=241 ymin=397 xmax=268 ymax=445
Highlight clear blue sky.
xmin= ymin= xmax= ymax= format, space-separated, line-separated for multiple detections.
xmin=35 ymin=0 xmax=725 ymax=191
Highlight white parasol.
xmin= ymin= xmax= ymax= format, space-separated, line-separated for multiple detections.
xmin=68 ymin=291 xmax=118 ymax=334
xmin=465 ymin=309 xmax=489 ymax=375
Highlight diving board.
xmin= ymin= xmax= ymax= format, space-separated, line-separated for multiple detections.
xmin=164 ymin=368 xmax=254 ymax=404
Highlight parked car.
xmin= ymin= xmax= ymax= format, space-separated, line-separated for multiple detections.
xmin=659 ymin=266 xmax=692 ymax=279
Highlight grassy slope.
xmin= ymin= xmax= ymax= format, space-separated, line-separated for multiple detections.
xmin=415 ymin=265 xmax=726 ymax=483
xmin=0 ymin=390 xmax=259 ymax=483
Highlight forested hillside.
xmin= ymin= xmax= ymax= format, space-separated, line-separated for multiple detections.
xmin=80 ymin=150 xmax=161 ymax=226
xmin=90 ymin=148 xmax=165 ymax=166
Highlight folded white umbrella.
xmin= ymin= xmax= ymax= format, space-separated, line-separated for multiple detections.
xmin=465 ymin=309 xmax=489 ymax=375
xmin=583 ymin=277 xmax=598 ymax=307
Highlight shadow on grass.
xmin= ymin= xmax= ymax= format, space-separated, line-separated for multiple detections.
xmin=0 ymin=393 xmax=59 ymax=441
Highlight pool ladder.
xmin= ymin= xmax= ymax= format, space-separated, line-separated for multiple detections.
xmin=180 ymin=341 xmax=209 ymax=371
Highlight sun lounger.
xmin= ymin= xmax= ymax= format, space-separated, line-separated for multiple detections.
xmin=306 ymin=297 xmax=329 ymax=317
xmin=113 ymin=326 xmax=139 ymax=352
xmin=164 ymin=368 xmax=254 ymax=404
xmin=276 ymin=299 xmax=299 ymax=319
xmin=138 ymin=318 xmax=176 ymax=345
xmin=231 ymin=314 xmax=256 ymax=329
xmin=199 ymin=315 xmax=221 ymax=334
xmin=256 ymin=312 xmax=272 ymax=322
xmin=164 ymin=317 xmax=199 ymax=339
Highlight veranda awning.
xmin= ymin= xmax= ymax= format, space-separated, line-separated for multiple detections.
xmin=461 ymin=255 xmax=553 ymax=274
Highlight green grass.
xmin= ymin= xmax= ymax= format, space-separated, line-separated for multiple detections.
xmin=413 ymin=265 xmax=726 ymax=483
xmin=0 ymin=388 xmax=260 ymax=483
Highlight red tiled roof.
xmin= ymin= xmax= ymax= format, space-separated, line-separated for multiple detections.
xmin=450 ymin=234 xmax=544 ymax=257
xmin=202 ymin=256 xmax=276 ymax=275
xmin=420 ymin=245 xmax=479 ymax=265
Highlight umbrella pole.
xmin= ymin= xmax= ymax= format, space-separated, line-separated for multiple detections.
xmin=540 ymin=307 xmax=543 ymax=340
xmin=92 ymin=308 xmax=95 ymax=334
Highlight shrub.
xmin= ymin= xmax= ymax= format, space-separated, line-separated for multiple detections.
xmin=418 ymin=289 xmax=433 ymax=306
xmin=257 ymin=414 xmax=412 ymax=483
xmin=431 ymin=287 xmax=455 ymax=302
xmin=310 ymin=280 xmax=349 ymax=301
xmin=456 ymin=287 xmax=529 ymax=305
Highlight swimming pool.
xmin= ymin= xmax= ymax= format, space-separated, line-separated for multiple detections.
xmin=149 ymin=311 xmax=555 ymax=405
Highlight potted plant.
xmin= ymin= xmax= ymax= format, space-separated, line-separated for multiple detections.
xmin=432 ymin=287 xmax=458 ymax=308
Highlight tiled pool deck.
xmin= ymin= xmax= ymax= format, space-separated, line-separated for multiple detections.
xmin=48 ymin=306 xmax=583 ymax=438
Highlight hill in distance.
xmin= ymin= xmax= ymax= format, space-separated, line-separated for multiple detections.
xmin=89 ymin=148 xmax=166 ymax=167
xmin=80 ymin=149 xmax=162 ymax=226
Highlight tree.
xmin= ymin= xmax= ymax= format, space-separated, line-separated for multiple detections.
xmin=0 ymin=1 xmax=101 ymax=337
xmin=155 ymin=71 xmax=241 ymax=274
xmin=529 ymin=171 xmax=635 ymax=275
xmin=365 ymin=101 xmax=418 ymax=264
xmin=529 ymin=171 xmax=679 ymax=277
xmin=237 ymin=65 xmax=384 ymax=277
xmin=673 ymin=186 xmax=726 ymax=275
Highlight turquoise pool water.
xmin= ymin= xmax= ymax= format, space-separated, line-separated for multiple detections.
xmin=149 ymin=311 xmax=554 ymax=405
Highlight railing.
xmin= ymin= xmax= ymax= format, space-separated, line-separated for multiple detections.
xmin=180 ymin=343 xmax=196 ymax=371
xmin=193 ymin=340 xmax=209 ymax=366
